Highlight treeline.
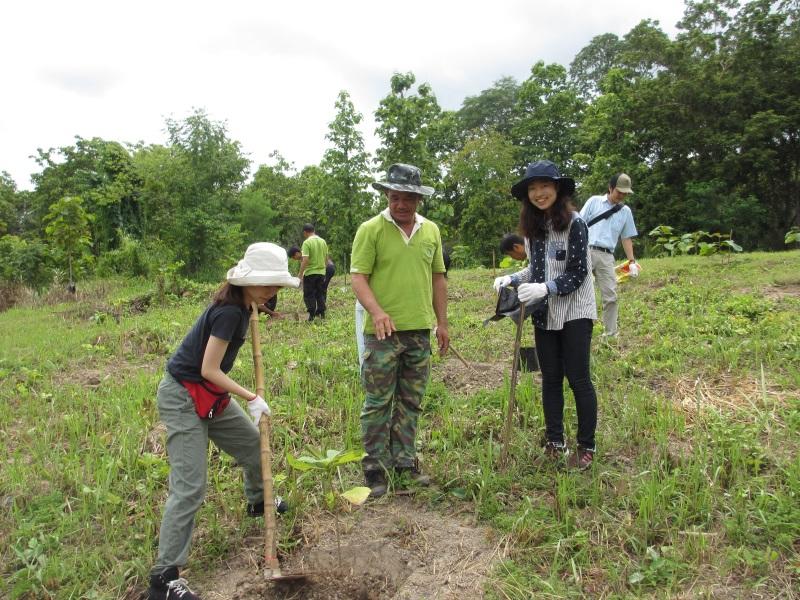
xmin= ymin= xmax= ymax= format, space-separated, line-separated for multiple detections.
xmin=0 ymin=0 xmax=798 ymax=291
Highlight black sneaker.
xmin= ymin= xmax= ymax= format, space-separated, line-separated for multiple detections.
xmin=247 ymin=496 xmax=289 ymax=516
xmin=149 ymin=567 xmax=200 ymax=600
xmin=364 ymin=469 xmax=387 ymax=498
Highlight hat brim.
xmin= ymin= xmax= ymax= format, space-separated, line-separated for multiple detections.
xmin=226 ymin=270 xmax=301 ymax=288
xmin=616 ymin=185 xmax=633 ymax=194
xmin=372 ymin=182 xmax=434 ymax=196
xmin=511 ymin=176 xmax=575 ymax=201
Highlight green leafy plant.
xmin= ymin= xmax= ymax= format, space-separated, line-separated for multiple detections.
xmin=287 ymin=448 xmax=370 ymax=510
xmin=450 ymin=245 xmax=480 ymax=269
xmin=10 ymin=533 xmax=60 ymax=597
xmin=648 ymin=225 xmax=742 ymax=260
xmin=155 ymin=260 xmax=185 ymax=304
xmin=628 ymin=546 xmax=685 ymax=588
xmin=287 ymin=448 xmax=370 ymax=570
xmin=785 ymin=227 xmax=800 ymax=245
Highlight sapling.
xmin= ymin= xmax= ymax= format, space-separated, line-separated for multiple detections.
xmin=286 ymin=448 xmax=370 ymax=569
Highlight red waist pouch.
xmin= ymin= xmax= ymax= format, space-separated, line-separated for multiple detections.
xmin=181 ymin=380 xmax=231 ymax=419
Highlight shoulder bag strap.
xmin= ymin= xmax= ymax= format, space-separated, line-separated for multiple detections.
xmin=587 ymin=203 xmax=623 ymax=227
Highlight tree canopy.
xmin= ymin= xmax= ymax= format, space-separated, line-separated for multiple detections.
xmin=2 ymin=0 xmax=798 ymax=289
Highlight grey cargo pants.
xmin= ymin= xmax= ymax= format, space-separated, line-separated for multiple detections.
xmin=151 ymin=372 xmax=263 ymax=573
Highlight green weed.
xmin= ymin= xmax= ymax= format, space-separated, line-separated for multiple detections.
xmin=0 ymin=255 xmax=798 ymax=598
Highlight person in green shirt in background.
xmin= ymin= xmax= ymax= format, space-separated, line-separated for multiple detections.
xmin=350 ymin=163 xmax=449 ymax=498
xmin=297 ymin=223 xmax=330 ymax=321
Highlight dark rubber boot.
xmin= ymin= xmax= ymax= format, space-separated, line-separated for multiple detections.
xmin=364 ymin=469 xmax=387 ymax=498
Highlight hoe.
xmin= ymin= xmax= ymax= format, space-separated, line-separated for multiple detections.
xmin=249 ymin=302 xmax=310 ymax=582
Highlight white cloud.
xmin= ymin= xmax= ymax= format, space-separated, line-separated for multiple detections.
xmin=0 ymin=0 xmax=687 ymax=189
xmin=38 ymin=66 xmax=120 ymax=97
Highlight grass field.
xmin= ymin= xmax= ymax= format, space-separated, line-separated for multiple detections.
xmin=1 ymin=251 xmax=798 ymax=599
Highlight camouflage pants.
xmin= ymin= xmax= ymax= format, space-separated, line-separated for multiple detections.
xmin=361 ymin=330 xmax=431 ymax=472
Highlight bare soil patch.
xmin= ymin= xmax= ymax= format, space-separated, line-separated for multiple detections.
xmin=649 ymin=372 xmax=791 ymax=419
xmin=762 ymin=283 xmax=800 ymax=301
xmin=51 ymin=360 xmax=159 ymax=390
xmin=433 ymin=358 xmax=510 ymax=395
xmin=194 ymin=497 xmax=503 ymax=599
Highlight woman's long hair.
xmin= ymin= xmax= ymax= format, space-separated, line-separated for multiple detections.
xmin=212 ymin=282 xmax=245 ymax=306
xmin=518 ymin=180 xmax=574 ymax=241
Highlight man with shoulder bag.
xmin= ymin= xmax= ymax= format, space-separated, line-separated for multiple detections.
xmin=579 ymin=173 xmax=640 ymax=338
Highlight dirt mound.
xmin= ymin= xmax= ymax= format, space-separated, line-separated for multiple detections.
xmin=433 ymin=358 xmax=510 ymax=395
xmin=196 ymin=497 xmax=503 ymax=599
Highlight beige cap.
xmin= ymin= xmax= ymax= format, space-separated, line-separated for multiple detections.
xmin=615 ymin=173 xmax=633 ymax=194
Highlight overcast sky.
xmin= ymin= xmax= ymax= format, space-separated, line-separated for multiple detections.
xmin=1 ymin=0 xmax=688 ymax=190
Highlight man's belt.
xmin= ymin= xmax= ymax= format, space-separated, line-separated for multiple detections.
xmin=589 ymin=245 xmax=613 ymax=254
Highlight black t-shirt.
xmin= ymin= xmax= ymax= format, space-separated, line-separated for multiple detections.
xmin=167 ymin=303 xmax=250 ymax=382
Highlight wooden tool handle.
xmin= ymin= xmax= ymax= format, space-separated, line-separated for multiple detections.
xmin=449 ymin=344 xmax=475 ymax=373
xmin=250 ymin=303 xmax=279 ymax=571
xmin=500 ymin=302 xmax=526 ymax=468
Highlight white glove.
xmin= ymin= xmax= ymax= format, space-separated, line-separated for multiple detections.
xmin=628 ymin=262 xmax=640 ymax=277
xmin=517 ymin=282 xmax=548 ymax=305
xmin=493 ymin=275 xmax=512 ymax=293
xmin=248 ymin=395 xmax=271 ymax=425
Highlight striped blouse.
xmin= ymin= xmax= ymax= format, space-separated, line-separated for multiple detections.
xmin=510 ymin=212 xmax=597 ymax=330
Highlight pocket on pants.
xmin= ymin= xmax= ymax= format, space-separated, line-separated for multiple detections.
xmin=362 ymin=347 xmax=396 ymax=397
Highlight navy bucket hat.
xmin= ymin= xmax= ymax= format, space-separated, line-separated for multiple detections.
xmin=511 ymin=160 xmax=576 ymax=201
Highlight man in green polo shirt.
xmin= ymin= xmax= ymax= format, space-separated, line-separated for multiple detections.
xmin=298 ymin=223 xmax=330 ymax=321
xmin=351 ymin=163 xmax=449 ymax=498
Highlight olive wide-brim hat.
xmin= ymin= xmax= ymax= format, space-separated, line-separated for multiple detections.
xmin=372 ymin=163 xmax=434 ymax=196
xmin=511 ymin=160 xmax=576 ymax=201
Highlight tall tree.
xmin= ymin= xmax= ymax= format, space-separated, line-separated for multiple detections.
xmin=569 ymin=33 xmax=623 ymax=100
xmin=611 ymin=1 xmax=800 ymax=247
xmin=135 ymin=109 xmax=249 ymax=279
xmin=243 ymin=151 xmax=313 ymax=248
xmin=445 ymin=131 xmax=518 ymax=264
xmin=0 ymin=172 xmax=17 ymax=235
xmin=512 ymin=62 xmax=586 ymax=174
xmin=374 ymin=72 xmax=441 ymax=178
xmin=457 ymin=76 xmax=520 ymax=138
xmin=319 ymin=90 xmax=374 ymax=258
xmin=375 ymin=72 xmax=451 ymax=227
xmin=30 ymin=138 xmax=140 ymax=254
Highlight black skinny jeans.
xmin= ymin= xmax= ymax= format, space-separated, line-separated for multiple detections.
xmin=534 ymin=318 xmax=597 ymax=449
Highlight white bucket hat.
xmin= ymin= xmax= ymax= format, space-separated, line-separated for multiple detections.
xmin=226 ymin=243 xmax=300 ymax=288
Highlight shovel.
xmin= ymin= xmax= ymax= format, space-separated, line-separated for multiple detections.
xmin=500 ymin=301 xmax=526 ymax=468
xmin=249 ymin=302 xmax=309 ymax=582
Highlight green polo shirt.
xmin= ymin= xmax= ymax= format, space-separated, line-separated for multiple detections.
xmin=350 ymin=210 xmax=445 ymax=334
xmin=301 ymin=235 xmax=328 ymax=276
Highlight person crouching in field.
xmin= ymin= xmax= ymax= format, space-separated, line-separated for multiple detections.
xmin=499 ymin=233 xmax=527 ymax=262
xmin=492 ymin=160 xmax=598 ymax=469
xmin=148 ymin=243 xmax=299 ymax=600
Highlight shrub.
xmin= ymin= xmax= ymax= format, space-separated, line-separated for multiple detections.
xmin=96 ymin=236 xmax=175 ymax=278
xmin=0 ymin=235 xmax=53 ymax=290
